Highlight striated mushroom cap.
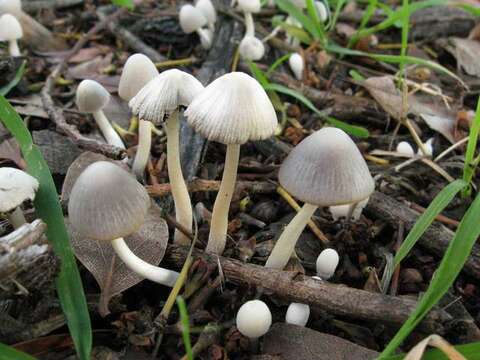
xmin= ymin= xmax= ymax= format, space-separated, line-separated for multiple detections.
xmin=184 ymin=72 xmax=278 ymax=144
xmin=239 ymin=35 xmax=265 ymax=61
xmin=0 ymin=14 xmax=22 ymax=41
xmin=179 ymin=4 xmax=207 ymax=34
xmin=0 ymin=167 xmax=39 ymax=213
xmin=279 ymin=127 xmax=374 ymax=206
xmin=129 ymin=69 xmax=204 ymax=125
xmin=68 ymin=161 xmax=151 ymax=241
xmin=119 ymin=53 xmax=159 ymax=101
xmin=195 ymin=0 xmax=216 ymax=25
xmin=75 ymin=79 xmax=110 ymax=113
xmin=237 ymin=0 xmax=261 ymax=13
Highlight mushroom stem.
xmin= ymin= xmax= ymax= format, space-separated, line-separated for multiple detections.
xmin=165 ymin=109 xmax=193 ymax=245
xmin=8 ymin=40 xmax=20 ymax=57
xmin=92 ymin=110 xmax=126 ymax=149
xmin=244 ymin=12 xmax=255 ymax=37
xmin=265 ymin=203 xmax=318 ymax=269
xmin=206 ymin=143 xmax=241 ymax=254
xmin=196 ymin=28 xmax=213 ymax=49
xmin=7 ymin=207 xmax=27 ymax=229
xmin=111 ymin=237 xmax=179 ymax=286
xmin=132 ymin=120 xmax=152 ymax=180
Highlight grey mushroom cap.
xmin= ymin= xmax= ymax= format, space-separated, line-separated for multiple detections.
xmin=68 ymin=161 xmax=151 ymax=241
xmin=0 ymin=167 xmax=39 ymax=213
xmin=118 ymin=53 xmax=159 ymax=101
xmin=75 ymin=79 xmax=110 ymax=113
xmin=184 ymin=72 xmax=278 ymax=144
xmin=278 ymin=127 xmax=374 ymax=206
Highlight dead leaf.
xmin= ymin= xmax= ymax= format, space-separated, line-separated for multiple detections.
xmin=404 ymin=334 xmax=466 ymax=360
xmin=68 ymin=54 xmax=120 ymax=92
xmin=68 ymin=46 xmax=112 ymax=64
xmin=363 ymin=76 xmax=405 ymax=121
xmin=420 ymin=113 xmax=456 ymax=143
xmin=0 ymin=138 xmax=25 ymax=168
xmin=445 ymin=37 xmax=480 ymax=77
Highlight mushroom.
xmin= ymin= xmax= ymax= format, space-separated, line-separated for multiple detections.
xmin=316 ymin=248 xmax=339 ymax=279
xmin=118 ymin=53 xmax=159 ymax=179
xmin=265 ymin=127 xmax=374 ymax=269
xmin=314 ymin=1 xmax=329 ymax=22
xmin=285 ymin=302 xmax=310 ymax=327
xmin=237 ymin=0 xmax=261 ymax=38
xmin=236 ymin=300 xmax=272 ymax=338
xmin=195 ymin=0 xmax=216 ymax=32
xmin=0 ymin=167 xmax=38 ymax=229
xmin=0 ymin=0 xmax=21 ymax=15
xmin=396 ymin=141 xmax=414 ymax=156
xmin=129 ymin=69 xmax=204 ymax=245
xmin=185 ymin=72 xmax=278 ymax=254
xmin=288 ymin=52 xmax=304 ymax=80
xmin=179 ymin=4 xmax=213 ymax=50
xmin=329 ymin=196 xmax=369 ymax=221
xmin=0 ymin=14 xmax=23 ymax=56
xmin=76 ymin=79 xmax=125 ymax=149
xmin=239 ymin=35 xmax=265 ymax=61
xmin=68 ymin=161 xmax=179 ymax=286
xmin=417 ymin=138 xmax=434 ymax=157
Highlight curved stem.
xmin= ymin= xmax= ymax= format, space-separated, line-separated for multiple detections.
xmin=132 ymin=120 xmax=152 ymax=180
xmin=9 ymin=40 xmax=20 ymax=57
xmin=244 ymin=12 xmax=255 ymax=37
xmin=111 ymin=237 xmax=179 ymax=286
xmin=265 ymin=203 xmax=318 ymax=269
xmin=7 ymin=207 xmax=27 ymax=229
xmin=92 ymin=110 xmax=126 ymax=149
xmin=165 ymin=110 xmax=192 ymax=245
xmin=206 ymin=144 xmax=241 ymax=254
xmin=196 ymin=28 xmax=213 ymax=49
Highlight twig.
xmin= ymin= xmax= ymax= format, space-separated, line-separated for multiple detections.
xmin=407 ymin=202 xmax=460 ymax=227
xmin=389 ymin=221 xmax=404 ymax=296
xmin=0 ymin=219 xmax=47 ymax=254
xmin=180 ymin=322 xmax=221 ymax=360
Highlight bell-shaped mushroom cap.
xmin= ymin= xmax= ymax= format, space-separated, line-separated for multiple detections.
xmin=239 ymin=35 xmax=265 ymax=61
xmin=279 ymin=127 xmax=374 ymax=206
xmin=129 ymin=69 xmax=204 ymax=124
xmin=75 ymin=79 xmax=110 ymax=113
xmin=237 ymin=0 xmax=261 ymax=13
xmin=0 ymin=167 xmax=39 ymax=213
xmin=118 ymin=53 xmax=159 ymax=101
xmin=236 ymin=300 xmax=272 ymax=338
xmin=0 ymin=0 xmax=22 ymax=15
xmin=316 ymin=248 xmax=339 ymax=279
xmin=179 ymin=4 xmax=207 ymax=34
xmin=196 ymin=0 xmax=216 ymax=25
xmin=185 ymin=72 xmax=278 ymax=144
xmin=288 ymin=52 xmax=304 ymax=80
xmin=68 ymin=161 xmax=151 ymax=241
xmin=0 ymin=14 xmax=23 ymax=41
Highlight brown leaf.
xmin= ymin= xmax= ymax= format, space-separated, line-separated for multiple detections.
xmin=363 ymin=76 xmax=405 ymax=121
xmin=404 ymin=335 xmax=466 ymax=360
xmin=446 ymin=37 xmax=480 ymax=77
xmin=0 ymin=138 xmax=25 ymax=168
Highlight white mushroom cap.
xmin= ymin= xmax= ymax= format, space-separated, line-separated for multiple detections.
xmin=417 ymin=138 xmax=434 ymax=157
xmin=68 ymin=161 xmax=151 ymax=241
xmin=278 ymin=127 xmax=374 ymax=206
xmin=185 ymin=72 xmax=278 ymax=144
xmin=316 ymin=248 xmax=339 ymax=279
xmin=329 ymin=196 xmax=369 ymax=221
xmin=396 ymin=141 xmax=414 ymax=157
xmin=239 ymin=35 xmax=265 ymax=61
xmin=237 ymin=0 xmax=261 ymax=13
xmin=288 ymin=52 xmax=304 ymax=80
xmin=0 ymin=14 xmax=23 ymax=41
xmin=0 ymin=167 xmax=39 ymax=213
xmin=75 ymin=79 xmax=110 ymax=113
xmin=129 ymin=69 xmax=204 ymax=125
xmin=0 ymin=0 xmax=22 ymax=15
xmin=179 ymin=4 xmax=207 ymax=34
xmin=314 ymin=1 xmax=328 ymax=22
xmin=195 ymin=0 xmax=216 ymax=25
xmin=236 ymin=300 xmax=272 ymax=338
xmin=285 ymin=303 xmax=310 ymax=327
xmin=118 ymin=53 xmax=159 ymax=101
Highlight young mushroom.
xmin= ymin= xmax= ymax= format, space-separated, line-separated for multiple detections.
xmin=179 ymin=4 xmax=213 ymax=50
xmin=265 ymin=127 xmax=374 ymax=269
xmin=68 ymin=161 xmax=179 ymax=286
xmin=285 ymin=302 xmax=310 ymax=327
xmin=329 ymin=196 xmax=369 ymax=221
xmin=118 ymin=53 xmax=159 ymax=179
xmin=288 ymin=52 xmax=304 ymax=80
xmin=185 ymin=72 xmax=278 ymax=254
xmin=237 ymin=0 xmax=261 ymax=38
xmin=239 ymin=35 xmax=265 ymax=61
xmin=236 ymin=300 xmax=272 ymax=338
xmin=76 ymin=79 xmax=125 ymax=149
xmin=396 ymin=141 xmax=414 ymax=157
xmin=0 ymin=167 xmax=38 ymax=229
xmin=195 ymin=0 xmax=216 ymax=32
xmin=129 ymin=69 xmax=204 ymax=245
xmin=0 ymin=14 xmax=23 ymax=56
xmin=315 ymin=1 xmax=329 ymax=22
xmin=316 ymin=248 xmax=339 ymax=280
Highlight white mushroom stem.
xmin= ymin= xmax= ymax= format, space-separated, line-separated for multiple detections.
xmin=111 ymin=237 xmax=179 ymax=286
xmin=8 ymin=39 xmax=20 ymax=57
xmin=206 ymin=144 xmax=241 ymax=254
xmin=244 ymin=12 xmax=255 ymax=37
xmin=92 ymin=110 xmax=126 ymax=149
xmin=196 ymin=28 xmax=213 ymax=49
xmin=132 ymin=120 xmax=152 ymax=180
xmin=265 ymin=203 xmax=318 ymax=269
xmin=7 ymin=207 xmax=27 ymax=229
xmin=165 ymin=109 xmax=193 ymax=245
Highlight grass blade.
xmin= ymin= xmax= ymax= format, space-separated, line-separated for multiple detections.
xmin=462 ymin=96 xmax=480 ymax=197
xmin=0 ymin=61 xmax=26 ymax=96
xmin=0 ymin=343 xmax=36 ymax=360
xmin=177 ymin=296 xmax=193 ymax=360
xmin=275 ymin=0 xmax=322 ymax=40
xmin=394 ymin=179 xmax=466 ymax=266
xmin=0 ymin=96 xmax=92 ymax=360
xmin=379 ymin=190 xmax=480 ymax=358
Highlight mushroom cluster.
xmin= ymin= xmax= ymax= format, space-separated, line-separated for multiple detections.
xmin=179 ymin=0 xmax=217 ymax=50
xmin=237 ymin=0 xmax=265 ymax=61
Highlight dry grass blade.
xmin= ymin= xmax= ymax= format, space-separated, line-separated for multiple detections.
xmin=404 ymin=335 xmax=466 ymax=360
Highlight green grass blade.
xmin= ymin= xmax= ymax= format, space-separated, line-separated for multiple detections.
xmin=0 ymin=343 xmax=37 ymax=360
xmin=306 ymin=0 xmax=326 ymax=41
xmin=379 ymin=190 xmax=480 ymax=358
xmin=384 ymin=341 xmax=480 ymax=360
xmin=111 ymin=0 xmax=134 ymax=10
xmin=177 ymin=296 xmax=193 ymax=360
xmin=462 ymin=96 xmax=480 ymax=197
xmin=263 ymin=82 xmax=370 ymax=138
xmin=275 ymin=0 xmax=322 ymax=40
xmin=328 ymin=0 xmax=345 ymax=31
xmin=267 ymin=53 xmax=294 ymax=76
xmin=276 ymin=21 xmax=313 ymax=45
xmin=394 ymin=179 xmax=466 ymax=267
xmin=0 ymin=96 xmax=92 ymax=360
xmin=0 ymin=61 xmax=26 ymax=96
